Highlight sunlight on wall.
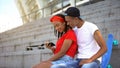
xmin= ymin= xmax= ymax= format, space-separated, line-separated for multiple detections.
xmin=0 ymin=0 xmax=23 ymax=33
xmin=0 ymin=15 xmax=23 ymax=33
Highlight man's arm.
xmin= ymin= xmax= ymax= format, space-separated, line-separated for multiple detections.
xmin=79 ymin=30 xmax=107 ymax=65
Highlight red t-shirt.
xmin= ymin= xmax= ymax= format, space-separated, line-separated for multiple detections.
xmin=54 ymin=29 xmax=77 ymax=58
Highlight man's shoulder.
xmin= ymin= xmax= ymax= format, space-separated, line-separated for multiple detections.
xmin=85 ymin=21 xmax=95 ymax=25
xmin=84 ymin=21 xmax=98 ymax=28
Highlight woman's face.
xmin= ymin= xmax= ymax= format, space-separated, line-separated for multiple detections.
xmin=52 ymin=21 xmax=65 ymax=33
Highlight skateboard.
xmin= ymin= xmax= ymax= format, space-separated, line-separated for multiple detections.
xmin=101 ymin=34 xmax=114 ymax=68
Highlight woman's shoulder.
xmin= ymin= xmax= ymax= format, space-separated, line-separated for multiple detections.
xmin=65 ymin=29 xmax=76 ymax=36
xmin=67 ymin=29 xmax=74 ymax=33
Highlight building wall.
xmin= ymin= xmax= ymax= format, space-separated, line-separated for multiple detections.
xmin=0 ymin=0 xmax=120 ymax=68
xmin=15 ymin=0 xmax=92 ymax=24
xmin=15 ymin=0 xmax=29 ymax=23
xmin=15 ymin=0 xmax=41 ymax=24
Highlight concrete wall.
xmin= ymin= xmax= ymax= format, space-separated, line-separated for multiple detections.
xmin=0 ymin=0 xmax=120 ymax=68
xmin=0 ymin=17 xmax=56 ymax=68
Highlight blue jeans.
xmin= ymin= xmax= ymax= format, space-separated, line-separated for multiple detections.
xmin=81 ymin=59 xmax=100 ymax=68
xmin=51 ymin=58 xmax=100 ymax=68
xmin=51 ymin=55 xmax=74 ymax=68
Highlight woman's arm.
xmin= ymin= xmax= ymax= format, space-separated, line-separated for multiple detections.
xmin=45 ymin=42 xmax=56 ymax=53
xmin=48 ymin=39 xmax=73 ymax=61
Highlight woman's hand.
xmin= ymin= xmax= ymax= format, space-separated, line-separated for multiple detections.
xmin=45 ymin=41 xmax=54 ymax=49
xmin=44 ymin=41 xmax=55 ymax=53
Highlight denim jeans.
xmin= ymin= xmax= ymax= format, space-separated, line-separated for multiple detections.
xmin=81 ymin=59 xmax=100 ymax=68
xmin=51 ymin=55 xmax=74 ymax=68
xmin=51 ymin=58 xmax=100 ymax=68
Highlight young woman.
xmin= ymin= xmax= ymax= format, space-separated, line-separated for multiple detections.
xmin=33 ymin=14 xmax=78 ymax=68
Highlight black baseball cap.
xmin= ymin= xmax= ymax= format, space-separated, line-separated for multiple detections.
xmin=64 ymin=7 xmax=80 ymax=17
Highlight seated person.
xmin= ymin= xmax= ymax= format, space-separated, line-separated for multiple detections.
xmin=33 ymin=14 xmax=78 ymax=68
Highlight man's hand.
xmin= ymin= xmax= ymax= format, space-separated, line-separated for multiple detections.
xmin=79 ymin=59 xmax=92 ymax=65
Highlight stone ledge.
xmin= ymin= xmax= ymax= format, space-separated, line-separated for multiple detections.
xmin=0 ymin=49 xmax=52 ymax=56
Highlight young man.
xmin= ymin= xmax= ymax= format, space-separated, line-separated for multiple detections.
xmin=64 ymin=7 xmax=107 ymax=68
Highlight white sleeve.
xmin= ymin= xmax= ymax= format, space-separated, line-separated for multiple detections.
xmin=89 ymin=23 xmax=99 ymax=35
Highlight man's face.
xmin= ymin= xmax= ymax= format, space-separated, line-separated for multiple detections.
xmin=65 ymin=16 xmax=76 ymax=28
